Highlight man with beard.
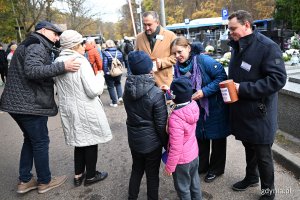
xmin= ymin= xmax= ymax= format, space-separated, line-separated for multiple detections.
xmin=135 ymin=11 xmax=177 ymax=87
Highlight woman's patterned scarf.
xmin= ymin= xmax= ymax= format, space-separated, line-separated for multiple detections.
xmin=174 ymin=55 xmax=209 ymax=119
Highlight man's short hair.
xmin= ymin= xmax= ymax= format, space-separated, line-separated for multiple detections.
xmin=228 ymin=10 xmax=253 ymax=26
xmin=142 ymin=11 xmax=160 ymax=22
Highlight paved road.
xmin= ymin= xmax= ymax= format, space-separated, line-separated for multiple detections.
xmin=0 ymin=76 xmax=299 ymax=200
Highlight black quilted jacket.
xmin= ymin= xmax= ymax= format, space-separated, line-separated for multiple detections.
xmin=123 ymin=74 xmax=168 ymax=154
xmin=0 ymin=32 xmax=65 ymax=116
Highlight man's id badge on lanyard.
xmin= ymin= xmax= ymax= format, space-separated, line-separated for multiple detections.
xmin=240 ymin=61 xmax=251 ymax=72
xmin=156 ymin=35 xmax=164 ymax=40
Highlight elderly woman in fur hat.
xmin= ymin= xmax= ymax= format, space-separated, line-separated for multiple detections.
xmin=54 ymin=30 xmax=112 ymax=187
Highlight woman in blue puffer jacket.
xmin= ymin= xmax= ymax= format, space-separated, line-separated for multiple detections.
xmin=170 ymin=36 xmax=230 ymax=183
xmin=102 ymin=39 xmax=124 ymax=107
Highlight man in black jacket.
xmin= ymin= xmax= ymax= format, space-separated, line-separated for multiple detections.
xmin=0 ymin=21 xmax=81 ymax=194
xmin=123 ymin=51 xmax=168 ymax=200
xmin=227 ymin=10 xmax=287 ymax=200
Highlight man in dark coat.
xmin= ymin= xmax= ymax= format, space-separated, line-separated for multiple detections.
xmin=227 ymin=10 xmax=287 ymax=200
xmin=0 ymin=21 xmax=81 ymax=194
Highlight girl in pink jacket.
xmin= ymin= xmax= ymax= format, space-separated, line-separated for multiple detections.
xmin=164 ymin=77 xmax=202 ymax=199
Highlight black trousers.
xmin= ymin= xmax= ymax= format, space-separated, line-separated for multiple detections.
xmin=242 ymin=141 xmax=274 ymax=191
xmin=128 ymin=147 xmax=162 ymax=200
xmin=198 ymin=138 xmax=227 ymax=175
xmin=0 ymin=65 xmax=8 ymax=83
xmin=74 ymin=145 xmax=98 ymax=179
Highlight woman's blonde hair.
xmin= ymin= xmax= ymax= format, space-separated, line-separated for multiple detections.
xmin=105 ymin=40 xmax=116 ymax=48
xmin=170 ymin=36 xmax=191 ymax=50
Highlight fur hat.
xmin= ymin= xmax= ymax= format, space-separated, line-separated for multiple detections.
xmin=128 ymin=51 xmax=153 ymax=75
xmin=170 ymin=77 xmax=193 ymax=104
xmin=35 ymin=21 xmax=63 ymax=35
xmin=59 ymin=30 xmax=83 ymax=50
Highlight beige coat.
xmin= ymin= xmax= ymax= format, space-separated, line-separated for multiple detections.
xmin=135 ymin=26 xmax=177 ymax=87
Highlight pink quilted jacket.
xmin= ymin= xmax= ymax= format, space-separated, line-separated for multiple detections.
xmin=165 ymin=100 xmax=200 ymax=173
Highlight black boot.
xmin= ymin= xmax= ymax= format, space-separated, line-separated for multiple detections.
xmin=232 ymin=178 xmax=259 ymax=191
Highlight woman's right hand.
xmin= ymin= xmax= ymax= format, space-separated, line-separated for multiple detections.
xmin=192 ymin=90 xmax=204 ymax=100
xmin=97 ymin=70 xmax=104 ymax=76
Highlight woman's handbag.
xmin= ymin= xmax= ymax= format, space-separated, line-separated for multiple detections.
xmin=106 ymin=51 xmax=123 ymax=77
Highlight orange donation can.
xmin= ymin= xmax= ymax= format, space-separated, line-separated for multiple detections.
xmin=219 ymin=79 xmax=238 ymax=103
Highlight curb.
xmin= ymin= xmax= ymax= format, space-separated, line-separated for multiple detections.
xmin=272 ymin=143 xmax=300 ymax=179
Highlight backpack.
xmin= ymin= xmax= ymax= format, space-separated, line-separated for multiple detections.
xmin=124 ymin=42 xmax=134 ymax=55
xmin=106 ymin=51 xmax=123 ymax=77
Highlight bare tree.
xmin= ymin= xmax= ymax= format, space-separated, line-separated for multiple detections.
xmin=58 ymin=0 xmax=100 ymax=31
xmin=13 ymin=0 xmax=49 ymax=36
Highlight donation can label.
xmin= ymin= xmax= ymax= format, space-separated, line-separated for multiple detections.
xmin=220 ymin=87 xmax=231 ymax=102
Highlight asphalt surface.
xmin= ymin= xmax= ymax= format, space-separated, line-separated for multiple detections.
xmin=0 ymin=73 xmax=299 ymax=200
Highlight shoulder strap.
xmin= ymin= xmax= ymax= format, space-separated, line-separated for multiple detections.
xmin=106 ymin=51 xmax=113 ymax=59
xmin=106 ymin=51 xmax=118 ymax=60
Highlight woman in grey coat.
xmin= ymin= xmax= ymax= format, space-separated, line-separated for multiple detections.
xmin=54 ymin=30 xmax=112 ymax=187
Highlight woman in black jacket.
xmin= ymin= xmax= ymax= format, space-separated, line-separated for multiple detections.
xmin=123 ymin=51 xmax=168 ymax=200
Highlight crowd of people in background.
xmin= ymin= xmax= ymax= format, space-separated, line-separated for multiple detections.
xmin=0 ymin=42 xmax=18 ymax=85
xmin=0 ymin=9 xmax=287 ymax=200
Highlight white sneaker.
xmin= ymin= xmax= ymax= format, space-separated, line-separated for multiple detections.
xmin=118 ymin=98 xmax=123 ymax=104
xmin=109 ymin=103 xmax=118 ymax=107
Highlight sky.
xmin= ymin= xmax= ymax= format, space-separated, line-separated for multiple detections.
xmin=53 ymin=0 xmax=128 ymax=23
xmin=88 ymin=0 xmax=128 ymax=22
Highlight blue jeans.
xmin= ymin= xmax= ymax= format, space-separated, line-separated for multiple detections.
xmin=10 ymin=113 xmax=51 ymax=184
xmin=172 ymin=157 xmax=202 ymax=200
xmin=104 ymin=74 xmax=123 ymax=104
